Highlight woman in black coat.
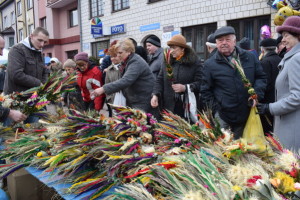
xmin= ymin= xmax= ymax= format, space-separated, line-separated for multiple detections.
xmin=151 ymin=34 xmax=203 ymax=121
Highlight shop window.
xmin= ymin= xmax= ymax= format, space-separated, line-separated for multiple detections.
xmin=228 ymin=15 xmax=270 ymax=53
xmin=182 ymin=23 xmax=217 ymax=63
xmin=112 ymin=0 xmax=129 ymax=12
xmin=91 ymin=40 xmax=109 ymax=59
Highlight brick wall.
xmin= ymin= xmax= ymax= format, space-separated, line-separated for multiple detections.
xmin=80 ymin=0 xmax=276 ymax=55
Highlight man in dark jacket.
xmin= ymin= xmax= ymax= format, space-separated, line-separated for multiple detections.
xmin=201 ymin=26 xmax=267 ymax=139
xmin=259 ymin=38 xmax=281 ymax=134
xmin=4 ymin=27 xmax=49 ymax=94
xmin=146 ymin=35 xmax=164 ymax=79
xmin=3 ymin=27 xmax=49 ymax=125
xmin=0 ymin=36 xmax=27 ymax=123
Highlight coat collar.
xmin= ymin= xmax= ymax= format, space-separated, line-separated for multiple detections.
xmin=215 ymin=46 xmax=248 ymax=63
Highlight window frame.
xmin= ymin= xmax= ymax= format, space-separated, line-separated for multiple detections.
xmin=182 ymin=23 xmax=217 ymax=62
xmin=28 ymin=24 xmax=34 ymax=35
xmin=112 ymin=0 xmax=130 ymax=12
xmin=89 ymin=0 xmax=104 ymax=18
xmin=69 ymin=8 xmax=78 ymax=27
xmin=147 ymin=0 xmax=163 ymax=3
xmin=40 ymin=17 xmax=47 ymax=29
xmin=27 ymin=0 xmax=33 ymax=10
xmin=3 ymin=16 xmax=7 ymax=28
xmin=227 ymin=15 xmax=270 ymax=53
xmin=11 ymin=11 xmax=15 ymax=25
xmin=18 ymin=29 xmax=23 ymax=42
xmin=17 ymin=1 xmax=22 ymax=16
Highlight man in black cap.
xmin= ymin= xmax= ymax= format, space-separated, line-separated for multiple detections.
xmin=206 ymin=33 xmax=217 ymax=57
xmin=259 ymin=38 xmax=281 ymax=134
xmin=146 ymin=35 xmax=163 ymax=79
xmin=201 ymin=26 xmax=267 ymax=139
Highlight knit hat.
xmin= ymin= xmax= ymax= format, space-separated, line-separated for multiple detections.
xmin=63 ymin=59 xmax=76 ymax=69
xmin=74 ymin=52 xmax=89 ymax=62
xmin=214 ymin=26 xmax=235 ymax=39
xmin=146 ymin=35 xmax=161 ymax=47
xmin=50 ymin=57 xmax=59 ymax=63
xmin=167 ymin=34 xmax=189 ymax=48
xmin=239 ymin=37 xmax=250 ymax=50
xmin=276 ymin=16 xmax=300 ymax=35
xmin=259 ymin=38 xmax=277 ymax=47
xmin=207 ymin=33 xmax=215 ymax=44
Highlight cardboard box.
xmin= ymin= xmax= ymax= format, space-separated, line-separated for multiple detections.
xmin=7 ymin=168 xmax=62 ymax=200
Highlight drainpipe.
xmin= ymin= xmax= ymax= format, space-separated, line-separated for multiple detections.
xmin=78 ymin=0 xmax=82 ymax=52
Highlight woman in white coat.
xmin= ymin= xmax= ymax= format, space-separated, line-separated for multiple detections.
xmin=257 ymin=16 xmax=300 ymax=151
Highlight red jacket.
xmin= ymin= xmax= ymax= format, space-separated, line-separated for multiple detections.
xmin=77 ymin=65 xmax=105 ymax=110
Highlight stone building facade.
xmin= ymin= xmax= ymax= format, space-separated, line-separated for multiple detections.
xmin=79 ymin=0 xmax=277 ymax=61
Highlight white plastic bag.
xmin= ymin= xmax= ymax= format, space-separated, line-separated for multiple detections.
xmin=113 ymin=91 xmax=126 ymax=106
xmin=184 ymin=84 xmax=198 ymax=123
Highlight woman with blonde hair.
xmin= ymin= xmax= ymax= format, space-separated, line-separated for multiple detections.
xmin=92 ymin=38 xmax=154 ymax=112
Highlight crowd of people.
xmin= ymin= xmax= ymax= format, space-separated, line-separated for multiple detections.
xmin=1 ymin=15 xmax=300 ymax=151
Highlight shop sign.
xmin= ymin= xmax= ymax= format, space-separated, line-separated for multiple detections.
xmin=140 ymin=23 xmax=160 ymax=32
xmin=111 ymin=24 xmax=126 ymax=35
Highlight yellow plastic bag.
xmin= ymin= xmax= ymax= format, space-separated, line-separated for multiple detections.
xmin=242 ymin=107 xmax=274 ymax=157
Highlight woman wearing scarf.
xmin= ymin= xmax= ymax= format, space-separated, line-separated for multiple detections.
xmin=151 ymin=34 xmax=203 ymax=121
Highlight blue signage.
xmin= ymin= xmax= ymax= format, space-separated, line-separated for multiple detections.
xmin=98 ymin=49 xmax=105 ymax=57
xmin=91 ymin=18 xmax=103 ymax=35
xmin=111 ymin=24 xmax=126 ymax=35
xmin=140 ymin=23 xmax=160 ymax=32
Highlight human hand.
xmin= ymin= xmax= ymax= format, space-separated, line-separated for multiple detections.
xmin=8 ymin=110 xmax=27 ymax=123
xmin=91 ymin=87 xmax=105 ymax=97
xmin=256 ymin=103 xmax=270 ymax=115
xmin=151 ymin=95 xmax=159 ymax=108
xmin=248 ymin=98 xmax=257 ymax=107
xmin=172 ymin=83 xmax=186 ymax=93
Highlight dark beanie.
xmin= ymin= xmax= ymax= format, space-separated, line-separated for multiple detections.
xmin=276 ymin=36 xmax=283 ymax=45
xmin=260 ymin=38 xmax=277 ymax=47
xmin=239 ymin=37 xmax=250 ymax=50
xmin=74 ymin=52 xmax=89 ymax=62
xmin=146 ymin=35 xmax=161 ymax=47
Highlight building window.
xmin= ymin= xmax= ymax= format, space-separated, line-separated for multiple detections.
xmin=91 ymin=40 xmax=109 ymax=59
xmin=69 ymin=9 xmax=78 ymax=27
xmin=66 ymin=50 xmax=78 ymax=59
xmin=11 ymin=11 xmax=15 ymax=25
xmin=148 ymin=0 xmax=163 ymax=3
xmin=40 ymin=17 xmax=46 ymax=29
xmin=17 ymin=1 xmax=22 ymax=15
xmin=182 ymin=23 xmax=217 ymax=63
xmin=19 ymin=29 xmax=23 ymax=41
xmin=89 ymin=0 xmax=104 ymax=18
xmin=4 ymin=16 xmax=7 ymax=28
xmin=28 ymin=24 xmax=34 ymax=35
xmin=27 ymin=0 xmax=33 ymax=9
xmin=9 ymin=37 xmax=14 ymax=47
xmin=227 ymin=15 xmax=270 ymax=53
xmin=112 ymin=0 xmax=129 ymax=12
